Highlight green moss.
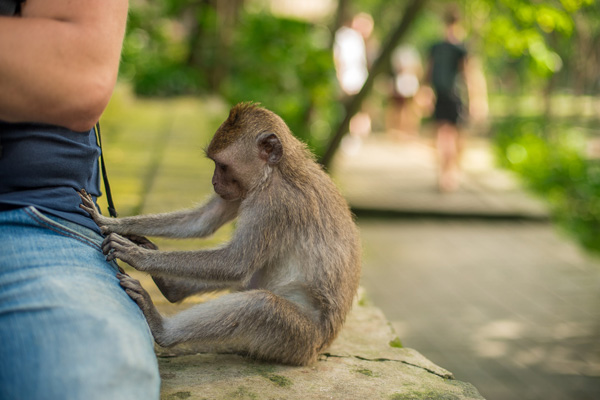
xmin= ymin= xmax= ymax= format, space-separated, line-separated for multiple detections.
xmin=266 ymin=374 xmax=293 ymax=387
xmin=250 ymin=364 xmax=276 ymax=375
xmin=246 ymin=364 xmax=293 ymax=388
xmin=227 ymin=387 xmax=258 ymax=399
xmin=355 ymin=368 xmax=376 ymax=377
xmin=159 ymin=362 xmax=190 ymax=371
xmin=389 ymin=390 xmax=459 ymax=400
xmin=165 ymin=391 xmax=191 ymax=399
xmin=389 ymin=337 xmax=404 ymax=348
xmin=159 ymin=371 xmax=176 ymax=380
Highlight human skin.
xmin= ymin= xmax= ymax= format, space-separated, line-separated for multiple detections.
xmin=0 ymin=0 xmax=129 ymax=132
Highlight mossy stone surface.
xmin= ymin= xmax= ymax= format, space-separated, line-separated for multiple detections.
xmin=155 ymin=298 xmax=485 ymax=400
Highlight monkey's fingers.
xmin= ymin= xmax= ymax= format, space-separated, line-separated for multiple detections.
xmin=102 ymin=238 xmax=115 ymax=256
xmin=79 ymin=203 xmax=96 ymax=216
xmin=103 ymin=243 xmax=124 ymax=261
xmin=78 ymin=189 xmax=100 ymax=218
xmin=102 ymin=233 xmax=132 ymax=255
xmin=124 ymin=234 xmax=159 ymax=251
xmin=105 ymin=247 xmax=128 ymax=263
xmin=78 ymin=189 xmax=94 ymax=205
xmin=118 ymin=274 xmax=150 ymax=304
xmin=124 ymin=288 xmax=145 ymax=306
xmin=117 ymin=273 xmax=141 ymax=288
xmin=105 ymin=251 xmax=118 ymax=262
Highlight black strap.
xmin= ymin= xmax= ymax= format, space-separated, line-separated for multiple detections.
xmin=94 ymin=122 xmax=118 ymax=218
xmin=0 ymin=0 xmax=24 ymax=16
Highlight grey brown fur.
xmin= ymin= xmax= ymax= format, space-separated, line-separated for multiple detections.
xmin=79 ymin=103 xmax=361 ymax=366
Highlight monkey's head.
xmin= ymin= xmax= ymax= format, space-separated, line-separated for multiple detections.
xmin=206 ymin=103 xmax=294 ymax=201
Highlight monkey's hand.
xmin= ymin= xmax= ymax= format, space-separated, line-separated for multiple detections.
xmin=78 ymin=189 xmax=118 ymax=234
xmin=123 ymin=234 xmax=159 ymax=251
xmin=103 ymin=233 xmax=151 ymax=271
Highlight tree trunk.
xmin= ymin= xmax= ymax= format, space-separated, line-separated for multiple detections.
xmin=186 ymin=0 xmax=243 ymax=91
xmin=185 ymin=1 xmax=208 ymax=68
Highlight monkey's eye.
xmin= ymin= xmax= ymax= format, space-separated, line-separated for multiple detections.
xmin=217 ymin=163 xmax=228 ymax=172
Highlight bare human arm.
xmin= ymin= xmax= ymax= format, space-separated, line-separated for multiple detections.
xmin=0 ymin=0 xmax=129 ymax=132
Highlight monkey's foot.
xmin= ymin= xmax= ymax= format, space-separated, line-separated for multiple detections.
xmin=118 ymin=273 xmax=168 ymax=345
xmin=118 ymin=274 xmax=152 ymax=309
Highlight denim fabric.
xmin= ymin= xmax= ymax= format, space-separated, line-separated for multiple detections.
xmin=0 ymin=207 xmax=160 ymax=400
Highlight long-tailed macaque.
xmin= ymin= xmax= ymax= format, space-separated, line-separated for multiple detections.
xmin=79 ymin=103 xmax=361 ymax=366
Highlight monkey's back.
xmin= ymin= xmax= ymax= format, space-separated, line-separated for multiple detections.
xmin=261 ymin=158 xmax=362 ymax=349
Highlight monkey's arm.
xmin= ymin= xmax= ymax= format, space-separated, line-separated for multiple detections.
xmin=114 ymin=236 xmax=230 ymax=302
xmin=151 ymin=275 xmax=232 ymax=303
xmin=79 ymin=190 xmax=239 ymax=238
xmin=103 ymin=225 xmax=267 ymax=284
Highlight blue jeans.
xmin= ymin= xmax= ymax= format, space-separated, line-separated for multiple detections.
xmin=0 ymin=207 xmax=160 ymax=400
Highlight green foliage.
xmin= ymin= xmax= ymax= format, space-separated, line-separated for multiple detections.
xmin=493 ymin=117 xmax=600 ymax=253
xmin=479 ymin=0 xmax=572 ymax=75
xmin=121 ymin=4 xmax=208 ymax=96
xmin=121 ymin=5 xmax=340 ymax=156
xmin=220 ymin=12 xmax=341 ymax=155
xmin=463 ymin=0 xmax=597 ymax=92
xmin=357 ymin=0 xmax=598 ymax=95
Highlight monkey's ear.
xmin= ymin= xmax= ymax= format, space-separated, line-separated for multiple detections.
xmin=257 ymin=132 xmax=283 ymax=165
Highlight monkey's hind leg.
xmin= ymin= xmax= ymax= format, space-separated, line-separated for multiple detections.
xmin=157 ymin=290 xmax=323 ymax=366
xmin=118 ymin=274 xmax=167 ymax=342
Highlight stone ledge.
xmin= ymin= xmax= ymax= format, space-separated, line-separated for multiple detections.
xmin=156 ymin=291 xmax=485 ymax=400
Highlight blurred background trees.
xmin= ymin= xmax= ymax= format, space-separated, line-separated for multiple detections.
xmin=114 ymin=0 xmax=600 ymax=252
xmin=120 ymin=0 xmax=598 ymax=145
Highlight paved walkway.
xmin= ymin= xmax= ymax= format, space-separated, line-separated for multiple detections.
xmin=332 ymin=135 xmax=600 ymax=400
xmin=334 ymin=135 xmax=548 ymax=219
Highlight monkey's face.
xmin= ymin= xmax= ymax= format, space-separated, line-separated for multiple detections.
xmin=207 ymin=117 xmax=281 ymax=201
xmin=209 ymin=142 xmax=261 ymax=201
xmin=211 ymin=159 xmax=245 ymax=201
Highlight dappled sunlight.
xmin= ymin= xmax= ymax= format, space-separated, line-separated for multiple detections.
xmin=472 ymin=319 xmax=525 ymax=358
xmin=359 ymin=214 xmax=600 ymax=399
xmin=469 ymin=318 xmax=600 ymax=377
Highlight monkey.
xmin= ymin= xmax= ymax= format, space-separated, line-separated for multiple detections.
xmin=79 ymin=103 xmax=361 ymax=366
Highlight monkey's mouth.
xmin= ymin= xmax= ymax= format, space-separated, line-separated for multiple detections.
xmin=215 ymin=188 xmax=238 ymax=202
